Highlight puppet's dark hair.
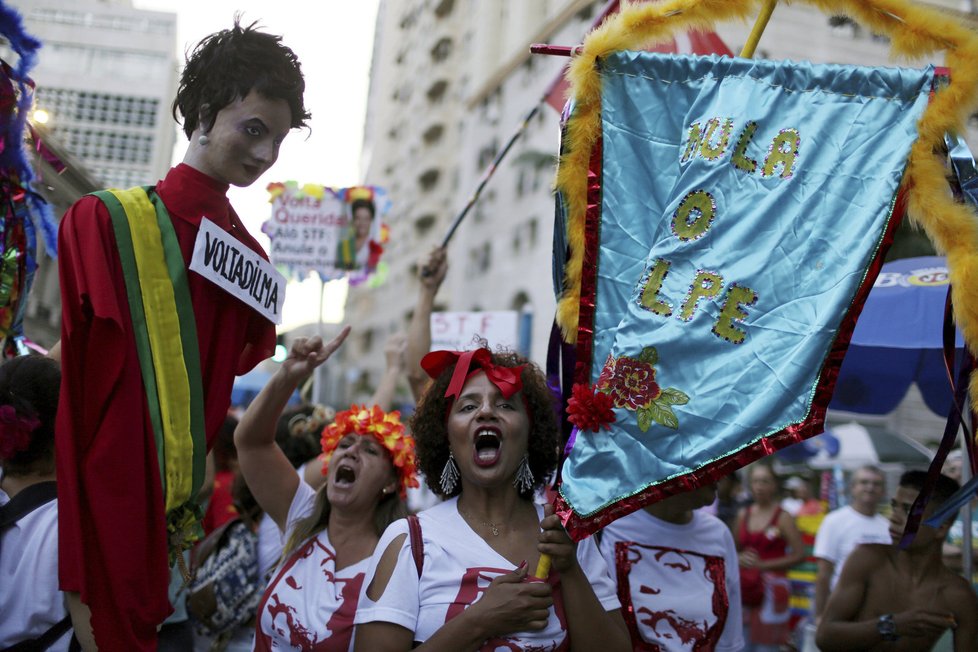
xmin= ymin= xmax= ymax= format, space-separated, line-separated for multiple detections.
xmin=172 ymin=16 xmax=310 ymax=139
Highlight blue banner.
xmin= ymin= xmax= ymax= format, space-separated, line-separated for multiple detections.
xmin=560 ymin=52 xmax=935 ymax=525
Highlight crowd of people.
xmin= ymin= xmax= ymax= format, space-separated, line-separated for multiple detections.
xmin=4 ymin=329 xmax=977 ymax=651
xmin=0 ymin=17 xmax=976 ymax=652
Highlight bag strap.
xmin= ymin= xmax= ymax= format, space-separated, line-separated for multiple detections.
xmin=407 ymin=514 xmax=423 ymax=577
xmin=191 ymin=517 xmax=242 ymax=569
xmin=0 ymin=481 xmax=57 ymax=531
xmin=0 ymin=615 xmax=72 ymax=652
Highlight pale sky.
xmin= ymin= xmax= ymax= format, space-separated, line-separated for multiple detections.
xmin=132 ymin=0 xmax=381 ymax=329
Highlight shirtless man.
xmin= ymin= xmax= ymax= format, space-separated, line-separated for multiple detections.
xmin=816 ymin=470 xmax=978 ymax=651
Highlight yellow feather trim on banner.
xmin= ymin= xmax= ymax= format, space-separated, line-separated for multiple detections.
xmin=554 ymin=0 xmax=978 ymax=406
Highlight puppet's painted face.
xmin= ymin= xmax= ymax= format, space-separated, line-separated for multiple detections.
xmin=195 ymin=90 xmax=292 ymax=187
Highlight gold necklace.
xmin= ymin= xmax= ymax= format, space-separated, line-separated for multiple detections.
xmin=460 ymin=507 xmax=504 ymax=536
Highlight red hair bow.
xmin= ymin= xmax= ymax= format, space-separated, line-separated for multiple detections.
xmin=421 ymin=348 xmax=525 ymax=401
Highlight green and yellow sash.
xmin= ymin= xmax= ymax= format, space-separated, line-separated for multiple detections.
xmin=95 ymin=187 xmax=206 ymax=514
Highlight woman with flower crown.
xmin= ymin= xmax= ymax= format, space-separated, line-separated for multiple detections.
xmin=353 ymin=346 xmax=630 ymax=652
xmin=234 ymin=328 xmax=419 ymax=650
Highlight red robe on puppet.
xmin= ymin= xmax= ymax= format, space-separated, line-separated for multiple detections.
xmin=56 ymin=163 xmax=275 ymax=651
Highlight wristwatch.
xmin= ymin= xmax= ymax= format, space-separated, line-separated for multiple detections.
xmin=877 ymin=614 xmax=899 ymax=641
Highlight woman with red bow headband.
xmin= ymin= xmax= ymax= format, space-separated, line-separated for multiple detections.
xmin=354 ymin=346 xmax=630 ymax=651
xmin=234 ymin=329 xmax=418 ymax=651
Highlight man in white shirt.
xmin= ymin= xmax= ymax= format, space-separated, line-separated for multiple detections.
xmin=813 ymin=465 xmax=890 ymax=618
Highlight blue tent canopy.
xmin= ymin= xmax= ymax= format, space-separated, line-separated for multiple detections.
xmin=829 ymin=256 xmax=963 ymax=417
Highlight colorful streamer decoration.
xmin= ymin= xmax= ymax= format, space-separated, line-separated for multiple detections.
xmin=552 ymin=0 xmax=978 ymax=539
xmin=0 ymin=3 xmax=59 ymax=357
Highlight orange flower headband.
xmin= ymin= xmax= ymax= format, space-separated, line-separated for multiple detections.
xmin=320 ymin=404 xmax=419 ymax=498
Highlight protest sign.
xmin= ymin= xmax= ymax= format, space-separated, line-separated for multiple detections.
xmin=262 ymin=183 xmax=388 ymax=282
xmin=431 ymin=311 xmax=520 ymax=352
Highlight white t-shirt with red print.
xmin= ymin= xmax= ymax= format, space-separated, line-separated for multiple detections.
xmin=355 ymin=497 xmax=620 ymax=651
xmin=254 ymin=481 xmax=369 ymax=651
xmin=598 ymin=508 xmax=744 ymax=652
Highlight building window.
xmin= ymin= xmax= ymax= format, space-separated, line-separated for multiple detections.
xmin=422 ymin=123 xmax=444 ymax=145
xmin=477 ymin=140 xmax=498 ymax=169
xmin=477 ymin=242 xmax=491 ymax=273
xmin=427 ymin=79 xmax=449 ymax=103
xmin=414 ymin=214 xmax=437 ymax=237
xmin=510 ymin=291 xmax=531 ymax=312
xmin=431 ymin=37 xmax=453 ymax=62
xmin=434 ymin=0 xmax=455 ymax=18
xmin=513 ymin=218 xmax=539 ymax=253
xmin=419 ymin=168 xmax=440 ymax=192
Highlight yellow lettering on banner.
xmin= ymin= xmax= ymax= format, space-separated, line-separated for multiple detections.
xmin=713 ymin=285 xmax=758 ymax=345
xmin=682 ymin=121 xmax=703 ymax=163
xmin=680 ymin=271 xmax=724 ymax=322
xmin=762 ymin=128 xmax=801 ymax=179
xmin=732 ymin=121 xmax=759 ymax=173
xmin=699 ymin=117 xmax=734 ymax=160
xmin=639 ymin=258 xmax=674 ymax=317
xmin=672 ymin=190 xmax=716 ymax=242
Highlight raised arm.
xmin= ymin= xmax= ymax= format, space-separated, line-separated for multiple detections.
xmin=235 ymin=328 xmax=349 ymax=531
xmin=369 ymin=331 xmax=407 ymax=412
xmin=406 ymin=246 xmax=447 ymax=402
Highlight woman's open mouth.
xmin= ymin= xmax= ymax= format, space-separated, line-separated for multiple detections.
xmin=334 ymin=464 xmax=357 ymax=487
xmin=473 ymin=428 xmax=501 ymax=467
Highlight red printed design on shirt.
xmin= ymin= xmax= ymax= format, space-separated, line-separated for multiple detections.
xmin=445 ymin=566 xmax=569 ymax=652
xmin=614 ymin=542 xmax=727 ymax=652
xmin=255 ymin=535 xmax=365 ymax=651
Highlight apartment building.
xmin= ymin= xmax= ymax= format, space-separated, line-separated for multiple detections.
xmin=8 ymin=0 xmax=177 ymax=189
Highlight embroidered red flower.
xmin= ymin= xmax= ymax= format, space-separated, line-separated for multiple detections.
xmin=566 ymin=383 xmax=616 ymax=432
xmin=595 ymin=348 xmax=689 ymax=431
xmin=598 ymin=355 xmax=661 ymax=410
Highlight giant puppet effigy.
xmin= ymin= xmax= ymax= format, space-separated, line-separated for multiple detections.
xmin=548 ymin=0 xmax=978 ymax=542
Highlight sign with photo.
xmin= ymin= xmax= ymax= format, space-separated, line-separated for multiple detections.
xmin=262 ymin=182 xmax=389 ymax=282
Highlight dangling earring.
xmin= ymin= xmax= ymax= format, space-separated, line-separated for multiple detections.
xmin=514 ymin=455 xmax=534 ymax=493
xmin=440 ymin=451 xmax=460 ymax=494
xmin=198 ymin=134 xmax=210 ymax=146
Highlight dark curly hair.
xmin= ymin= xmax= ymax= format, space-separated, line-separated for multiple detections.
xmin=409 ymin=349 xmax=558 ymax=499
xmin=172 ymin=17 xmax=310 ymax=139
xmin=0 ymin=355 xmax=60 ymax=476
